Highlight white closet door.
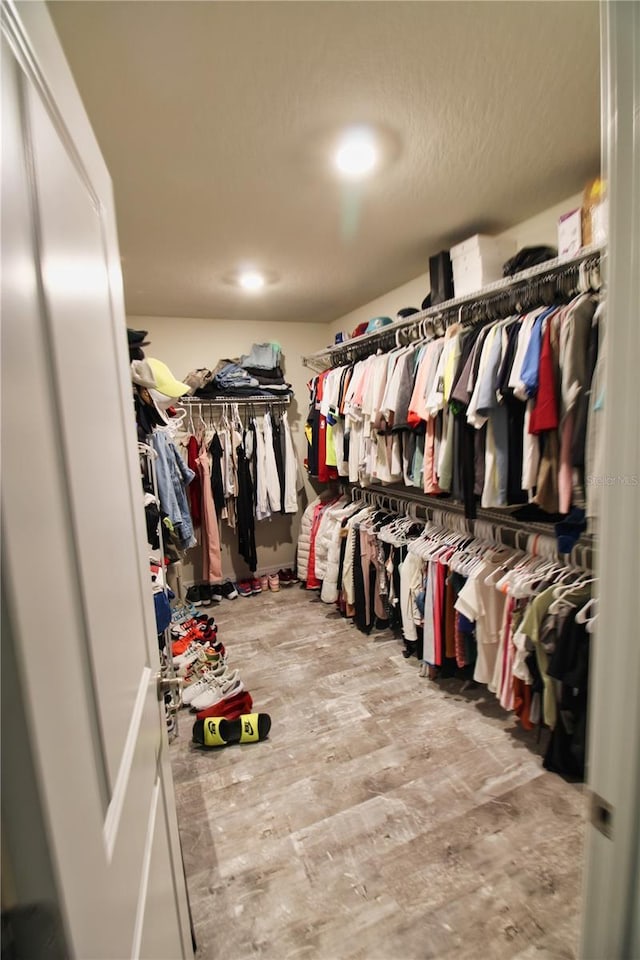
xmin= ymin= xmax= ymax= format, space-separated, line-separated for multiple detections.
xmin=581 ymin=2 xmax=640 ymax=957
xmin=1 ymin=3 xmax=192 ymax=957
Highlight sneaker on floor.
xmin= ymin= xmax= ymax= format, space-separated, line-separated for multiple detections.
xmin=173 ymin=641 xmax=210 ymax=671
xmin=259 ymin=574 xmax=269 ymax=592
xmin=182 ymin=664 xmax=231 ymax=707
xmin=208 ymin=584 xmax=223 ymax=603
xmin=268 ymin=573 xmax=280 ymax=592
xmin=197 ymin=584 xmax=212 ymax=607
xmin=176 ymin=621 xmax=217 ymax=643
xmin=174 ymin=641 xmax=224 ymax=672
xmin=238 ymin=579 xmax=252 ymax=597
xmin=171 ymin=626 xmax=217 ymax=657
xmin=287 ymin=568 xmax=300 ymax=584
xmin=250 ymin=577 xmax=262 ymax=595
xmin=185 ymin=585 xmax=203 ymax=607
xmin=171 ymin=604 xmax=198 ymax=623
xmin=196 ymin=690 xmax=254 ymax=721
xmin=220 ymin=580 xmax=238 ymax=600
xmin=171 ymin=615 xmax=215 ymax=638
xmin=278 ymin=569 xmax=293 ymax=586
xmin=190 ymin=671 xmax=245 ymax=711
xmin=179 ymin=650 xmax=225 ymax=679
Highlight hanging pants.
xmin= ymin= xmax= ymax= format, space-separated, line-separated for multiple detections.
xmin=197 ymin=444 xmax=223 ymax=584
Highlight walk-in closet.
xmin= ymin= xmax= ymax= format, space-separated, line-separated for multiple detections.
xmin=2 ymin=2 xmax=639 ymax=959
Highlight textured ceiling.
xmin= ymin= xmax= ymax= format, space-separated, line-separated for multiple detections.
xmin=48 ymin=1 xmax=600 ymax=323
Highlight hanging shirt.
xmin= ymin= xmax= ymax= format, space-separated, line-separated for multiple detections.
xmin=253 ymin=416 xmax=271 ymax=521
xmin=455 ymin=560 xmax=508 ymax=686
xmin=282 ymin=411 xmax=299 ymax=514
xmin=262 ymin=411 xmax=282 ymax=513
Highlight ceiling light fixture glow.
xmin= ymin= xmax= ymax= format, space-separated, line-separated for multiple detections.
xmin=238 ymin=270 xmax=266 ymax=292
xmin=334 ymin=127 xmax=379 ymax=179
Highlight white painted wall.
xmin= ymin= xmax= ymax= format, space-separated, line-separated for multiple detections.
xmin=131 ymin=315 xmax=329 ymax=583
xmin=328 ymin=192 xmax=584 ymax=340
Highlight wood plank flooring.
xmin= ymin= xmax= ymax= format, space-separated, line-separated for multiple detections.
xmin=170 ymin=587 xmax=585 ymax=960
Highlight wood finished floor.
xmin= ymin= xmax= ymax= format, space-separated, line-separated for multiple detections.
xmin=170 ymin=587 xmax=585 ymax=960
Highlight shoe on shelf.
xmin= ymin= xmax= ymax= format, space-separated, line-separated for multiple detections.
xmin=238 ymin=579 xmax=252 ymax=598
xmin=250 ymin=577 xmax=262 ymax=595
xmin=185 ymin=585 xmax=203 ymax=607
xmin=268 ymin=573 xmax=280 ymax=592
xmin=259 ymin=574 xmax=269 ymax=592
xmin=208 ymin=584 xmax=223 ymax=603
xmin=220 ymin=580 xmax=238 ymax=600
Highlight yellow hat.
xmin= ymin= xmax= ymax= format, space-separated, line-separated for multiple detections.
xmin=146 ymin=358 xmax=190 ymax=398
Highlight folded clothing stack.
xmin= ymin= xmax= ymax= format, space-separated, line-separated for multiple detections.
xmin=191 ymin=348 xmax=293 ymax=400
xmin=240 ymin=342 xmax=292 ymax=396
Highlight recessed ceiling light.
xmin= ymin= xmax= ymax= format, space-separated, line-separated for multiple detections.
xmin=238 ymin=270 xmax=266 ymax=292
xmin=334 ymin=127 xmax=379 ymax=179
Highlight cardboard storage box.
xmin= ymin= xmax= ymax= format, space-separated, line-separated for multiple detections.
xmin=557 ymin=208 xmax=582 ymax=260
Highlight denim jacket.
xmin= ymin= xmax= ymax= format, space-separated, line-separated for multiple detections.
xmin=151 ymin=431 xmax=197 ymax=549
xmin=213 ymin=362 xmax=259 ymax=389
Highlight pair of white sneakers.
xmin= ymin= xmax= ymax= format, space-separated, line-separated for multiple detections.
xmin=182 ymin=662 xmax=245 ymax=710
xmin=173 ymin=642 xmax=220 ymax=675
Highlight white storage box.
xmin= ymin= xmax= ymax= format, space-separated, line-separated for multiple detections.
xmin=450 ymin=233 xmax=515 ymax=297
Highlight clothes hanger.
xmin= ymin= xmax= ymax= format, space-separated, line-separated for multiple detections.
xmin=483 ymin=549 xmax=522 ymax=586
xmin=548 ymin=577 xmax=596 ymax=614
xmin=197 ymin=403 xmax=207 ymax=436
xmin=575 ymin=596 xmax=597 ymax=624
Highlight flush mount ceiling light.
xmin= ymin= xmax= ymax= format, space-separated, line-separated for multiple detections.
xmin=222 ymin=266 xmax=278 ymax=291
xmin=334 ymin=126 xmax=379 ymax=179
xmin=238 ymin=269 xmax=266 ymax=292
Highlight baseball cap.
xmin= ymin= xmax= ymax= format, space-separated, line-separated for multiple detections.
xmin=127 ymin=327 xmax=150 ymax=347
xmin=146 ymin=358 xmax=190 ymax=398
xmin=397 ymin=307 xmax=419 ymax=319
xmin=365 ymin=316 xmax=393 ymax=334
xmin=131 ymin=359 xmax=157 ymax=389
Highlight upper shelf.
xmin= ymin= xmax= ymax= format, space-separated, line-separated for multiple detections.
xmin=178 ymin=394 xmax=291 ymax=405
xmin=302 ymin=243 xmax=604 ymax=371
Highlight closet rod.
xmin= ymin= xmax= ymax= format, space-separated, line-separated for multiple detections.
xmin=177 ymin=395 xmax=291 ymax=405
xmin=302 ymin=243 xmax=604 ymax=370
xmin=351 ymin=483 xmax=594 ymax=570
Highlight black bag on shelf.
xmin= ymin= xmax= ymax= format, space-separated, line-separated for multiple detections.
xmin=502 ymin=246 xmax=557 ymax=277
xmin=429 ymin=250 xmax=454 ymax=305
